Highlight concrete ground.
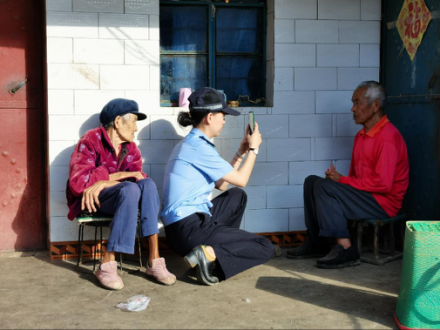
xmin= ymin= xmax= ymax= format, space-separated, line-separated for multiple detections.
xmin=0 ymin=249 xmax=401 ymax=329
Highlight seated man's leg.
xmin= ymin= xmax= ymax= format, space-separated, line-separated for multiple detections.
xmin=287 ymin=175 xmax=331 ymax=259
xmin=313 ymin=179 xmax=389 ymax=268
xmin=93 ymin=182 xmax=141 ymax=290
xmin=137 ymin=178 xmax=176 ymax=285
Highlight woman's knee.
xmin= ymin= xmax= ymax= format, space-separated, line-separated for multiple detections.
xmin=228 ymin=187 xmax=247 ymax=206
xmin=119 ymin=181 xmax=141 ymax=200
xmin=137 ymin=177 xmax=158 ymax=192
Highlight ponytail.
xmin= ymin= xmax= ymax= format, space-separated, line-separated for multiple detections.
xmin=177 ymin=110 xmax=207 ymax=127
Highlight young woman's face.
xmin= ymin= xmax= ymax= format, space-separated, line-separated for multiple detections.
xmin=210 ymin=112 xmax=226 ymax=137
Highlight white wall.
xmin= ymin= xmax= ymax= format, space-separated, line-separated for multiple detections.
xmin=46 ymin=0 xmax=381 ymax=242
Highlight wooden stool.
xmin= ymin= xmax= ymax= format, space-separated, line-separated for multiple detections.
xmin=76 ymin=213 xmax=143 ymax=273
xmin=356 ymin=214 xmax=406 ymax=266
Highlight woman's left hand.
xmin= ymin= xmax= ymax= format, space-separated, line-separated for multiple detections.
xmin=238 ymin=125 xmax=250 ymax=155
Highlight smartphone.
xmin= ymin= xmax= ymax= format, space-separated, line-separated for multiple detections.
xmin=249 ymin=111 xmax=255 ymax=135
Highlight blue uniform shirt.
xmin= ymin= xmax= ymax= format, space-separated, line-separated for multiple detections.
xmin=161 ymin=128 xmax=233 ymax=226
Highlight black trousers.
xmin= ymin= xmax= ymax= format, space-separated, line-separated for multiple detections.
xmin=304 ymin=175 xmax=390 ymax=246
xmin=165 ymin=188 xmax=274 ymax=280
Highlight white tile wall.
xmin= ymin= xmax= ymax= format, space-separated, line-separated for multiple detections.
xmin=46 ymin=0 xmax=382 ymax=242
xmin=274 ymin=0 xmax=317 ymax=19
xmin=289 ymin=114 xmax=333 ymax=137
xmin=318 ymin=0 xmax=361 ymax=20
xmin=289 ymin=161 xmax=329 ymax=185
xmin=336 ymin=114 xmax=361 ymax=137
xmin=338 ymin=68 xmax=380 ymax=90
xmin=274 ymin=68 xmax=294 ymax=91
xmin=316 ymin=91 xmax=354 ymax=113
xmin=48 ymin=90 xmax=74 ymax=115
xmin=73 ymin=0 xmax=124 ymax=13
xmin=47 ymin=0 xmax=73 ymax=12
xmin=47 ymin=38 xmax=73 ymax=63
xmin=125 ymin=0 xmax=159 ymax=15
xmin=339 ymin=21 xmax=381 ymax=43
xmin=74 ymin=39 xmax=124 ymax=64
xmin=289 ymin=208 xmax=306 ymax=231
xmin=361 ymin=0 xmax=381 ymax=20
xmin=267 ymin=185 xmax=303 ymax=208
xmin=317 ymin=44 xmax=360 ymax=67
xmin=275 ymin=44 xmax=316 ymax=67
xmin=246 ymin=209 xmax=289 ymax=233
xmin=74 ymin=90 xmax=125 ymax=115
xmin=248 ymin=162 xmax=289 ymax=186
xmin=267 ymin=138 xmax=311 ymax=161
xmin=295 ymin=20 xmax=339 ymax=44
xmin=100 ymin=65 xmax=149 ymax=89
xmin=48 ymin=64 xmax=100 ymax=90
xmin=314 ymin=137 xmax=354 ymax=160
xmin=47 ymin=12 xmax=98 ymax=38
xmin=360 ymin=44 xmax=380 ymax=67
xmin=274 ymin=19 xmax=295 ymax=43
xmin=99 ymin=14 xmax=149 ymax=40
xmin=125 ymin=40 xmax=160 ymax=65
xmin=295 ymin=68 xmax=337 ymax=91
xmin=273 ymin=91 xmax=315 ymax=114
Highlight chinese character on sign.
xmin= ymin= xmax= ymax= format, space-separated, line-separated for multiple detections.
xmin=396 ymin=0 xmax=432 ymax=61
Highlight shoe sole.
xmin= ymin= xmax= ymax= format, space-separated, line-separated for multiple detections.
xmin=316 ymin=259 xmax=361 ymax=269
xmin=184 ymin=251 xmax=219 ymax=286
xmin=184 ymin=251 xmax=199 ymax=268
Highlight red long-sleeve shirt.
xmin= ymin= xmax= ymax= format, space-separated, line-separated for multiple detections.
xmin=66 ymin=126 xmax=147 ymax=220
xmin=338 ymin=115 xmax=409 ymax=217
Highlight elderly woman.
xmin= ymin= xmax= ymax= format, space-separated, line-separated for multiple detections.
xmin=161 ymin=88 xmax=274 ymax=285
xmin=67 ymin=98 xmax=176 ymax=290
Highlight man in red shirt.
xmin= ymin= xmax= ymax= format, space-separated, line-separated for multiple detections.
xmin=287 ymin=81 xmax=409 ymax=269
xmin=67 ymin=98 xmax=176 ymax=289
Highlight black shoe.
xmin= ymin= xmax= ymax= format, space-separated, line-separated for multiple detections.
xmin=184 ymin=245 xmax=219 ymax=286
xmin=286 ymin=240 xmax=329 ymax=259
xmin=316 ymin=244 xmax=361 ymax=269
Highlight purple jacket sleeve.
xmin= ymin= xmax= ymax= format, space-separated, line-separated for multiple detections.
xmin=68 ymin=139 xmax=110 ymax=197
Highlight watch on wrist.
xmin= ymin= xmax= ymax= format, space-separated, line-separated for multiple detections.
xmin=249 ymin=148 xmax=259 ymax=155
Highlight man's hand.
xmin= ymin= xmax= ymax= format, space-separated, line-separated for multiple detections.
xmin=81 ymin=180 xmax=119 ymax=213
xmin=109 ymin=171 xmax=144 ymax=182
xmin=325 ymin=163 xmax=342 ymax=182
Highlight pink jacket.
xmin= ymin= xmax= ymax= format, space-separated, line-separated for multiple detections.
xmin=66 ymin=126 xmax=147 ymax=220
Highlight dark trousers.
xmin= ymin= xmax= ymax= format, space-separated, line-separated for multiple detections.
xmin=304 ymin=175 xmax=389 ymax=246
xmin=97 ymin=178 xmax=160 ymax=254
xmin=165 ymin=188 xmax=274 ymax=280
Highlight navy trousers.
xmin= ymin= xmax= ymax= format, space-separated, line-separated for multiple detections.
xmin=304 ymin=175 xmax=390 ymax=246
xmin=97 ymin=178 xmax=160 ymax=254
xmin=165 ymin=188 xmax=274 ymax=280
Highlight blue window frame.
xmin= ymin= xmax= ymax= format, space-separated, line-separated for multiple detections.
xmin=160 ymin=0 xmax=266 ymax=107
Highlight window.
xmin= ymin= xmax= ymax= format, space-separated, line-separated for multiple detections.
xmin=160 ymin=0 xmax=266 ymax=107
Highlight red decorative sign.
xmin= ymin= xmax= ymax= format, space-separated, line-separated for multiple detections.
xmin=397 ymin=0 xmax=432 ymax=61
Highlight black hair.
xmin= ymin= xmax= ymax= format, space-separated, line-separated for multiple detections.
xmin=177 ymin=110 xmax=209 ymax=127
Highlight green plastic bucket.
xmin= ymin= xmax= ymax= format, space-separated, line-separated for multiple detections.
xmin=395 ymin=221 xmax=440 ymax=329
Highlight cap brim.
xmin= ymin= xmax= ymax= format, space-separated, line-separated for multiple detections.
xmin=133 ymin=112 xmax=147 ymax=120
xmin=222 ymin=107 xmax=240 ymax=116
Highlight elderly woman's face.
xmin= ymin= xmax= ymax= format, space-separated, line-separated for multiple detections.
xmin=116 ymin=113 xmax=138 ymax=142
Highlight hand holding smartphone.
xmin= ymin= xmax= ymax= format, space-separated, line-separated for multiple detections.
xmin=248 ymin=111 xmax=255 ymax=135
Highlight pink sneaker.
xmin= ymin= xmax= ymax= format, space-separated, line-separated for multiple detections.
xmin=146 ymin=258 xmax=176 ymax=285
xmin=95 ymin=261 xmax=124 ymax=290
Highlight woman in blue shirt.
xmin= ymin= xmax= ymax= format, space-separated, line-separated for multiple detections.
xmin=162 ymin=88 xmax=274 ymax=285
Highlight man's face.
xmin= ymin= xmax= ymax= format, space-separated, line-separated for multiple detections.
xmin=117 ymin=113 xmax=138 ymax=142
xmin=351 ymin=87 xmax=376 ymax=126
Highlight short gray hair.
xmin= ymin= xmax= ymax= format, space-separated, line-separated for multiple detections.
xmin=356 ymin=81 xmax=386 ymax=110
xmin=102 ymin=113 xmax=132 ymax=130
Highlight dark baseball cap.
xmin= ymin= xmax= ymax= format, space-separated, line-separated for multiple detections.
xmin=100 ymin=98 xmax=147 ymax=125
xmin=188 ymin=87 xmax=240 ymax=116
